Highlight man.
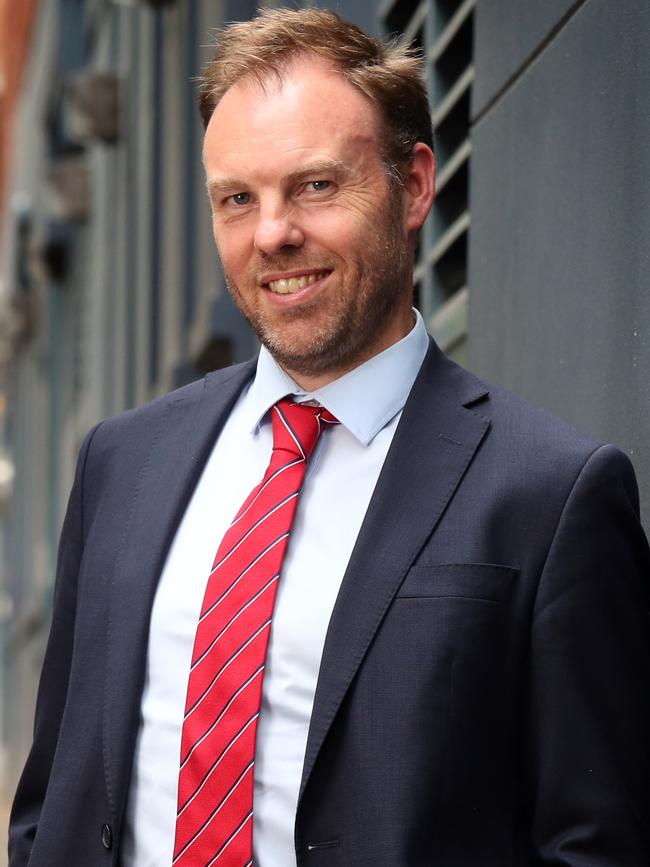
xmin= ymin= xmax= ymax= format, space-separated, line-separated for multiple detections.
xmin=8 ymin=7 xmax=650 ymax=866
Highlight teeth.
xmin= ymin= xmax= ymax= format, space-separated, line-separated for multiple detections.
xmin=268 ymin=272 xmax=324 ymax=294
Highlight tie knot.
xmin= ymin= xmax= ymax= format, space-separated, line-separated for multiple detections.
xmin=271 ymin=399 xmax=338 ymax=461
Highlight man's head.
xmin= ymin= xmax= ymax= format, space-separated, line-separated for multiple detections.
xmin=200 ymin=9 xmax=435 ymax=389
xmin=199 ymin=7 xmax=434 ymax=186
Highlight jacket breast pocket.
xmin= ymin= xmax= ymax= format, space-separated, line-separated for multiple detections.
xmin=395 ymin=562 xmax=518 ymax=603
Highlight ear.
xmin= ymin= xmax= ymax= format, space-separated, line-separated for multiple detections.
xmin=403 ymin=142 xmax=436 ymax=233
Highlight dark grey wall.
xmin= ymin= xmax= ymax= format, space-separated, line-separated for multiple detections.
xmin=468 ymin=0 xmax=650 ymax=526
xmin=472 ymin=0 xmax=581 ymax=117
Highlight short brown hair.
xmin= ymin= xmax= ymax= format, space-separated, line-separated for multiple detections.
xmin=198 ymin=8 xmax=433 ymax=177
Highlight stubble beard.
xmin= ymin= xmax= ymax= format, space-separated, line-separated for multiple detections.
xmin=222 ymin=193 xmax=412 ymax=378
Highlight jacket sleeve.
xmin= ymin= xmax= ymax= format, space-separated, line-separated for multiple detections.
xmin=526 ymin=444 xmax=650 ymax=863
xmin=8 ymin=424 xmax=100 ymax=866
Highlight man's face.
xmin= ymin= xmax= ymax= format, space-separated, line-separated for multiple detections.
xmin=203 ymin=57 xmax=415 ymax=385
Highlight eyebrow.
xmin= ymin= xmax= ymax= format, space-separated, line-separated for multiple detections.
xmin=206 ymin=159 xmax=348 ymax=197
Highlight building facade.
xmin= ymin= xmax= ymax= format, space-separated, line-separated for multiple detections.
xmin=0 ymin=0 xmax=648 ymax=843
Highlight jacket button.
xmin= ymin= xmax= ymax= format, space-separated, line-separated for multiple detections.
xmin=101 ymin=824 xmax=113 ymax=850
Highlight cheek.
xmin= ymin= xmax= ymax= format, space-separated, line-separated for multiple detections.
xmin=302 ymin=210 xmax=363 ymax=255
xmin=214 ymin=226 xmax=252 ymax=275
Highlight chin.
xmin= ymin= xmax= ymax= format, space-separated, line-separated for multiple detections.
xmin=261 ymin=327 xmax=368 ymax=379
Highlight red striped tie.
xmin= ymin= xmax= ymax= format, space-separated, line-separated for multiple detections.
xmin=173 ymin=399 xmax=338 ymax=867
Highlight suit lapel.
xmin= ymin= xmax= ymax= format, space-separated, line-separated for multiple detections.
xmin=102 ymin=360 xmax=256 ymax=818
xmin=299 ymin=341 xmax=491 ymax=801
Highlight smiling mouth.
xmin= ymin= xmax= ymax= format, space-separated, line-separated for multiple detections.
xmin=265 ymin=270 xmax=330 ymax=295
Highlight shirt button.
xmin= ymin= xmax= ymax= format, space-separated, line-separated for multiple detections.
xmin=101 ymin=824 xmax=113 ymax=850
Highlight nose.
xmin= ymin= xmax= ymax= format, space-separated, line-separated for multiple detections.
xmin=253 ymin=205 xmax=304 ymax=254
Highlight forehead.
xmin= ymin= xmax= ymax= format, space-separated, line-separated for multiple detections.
xmin=203 ymin=58 xmax=384 ymax=181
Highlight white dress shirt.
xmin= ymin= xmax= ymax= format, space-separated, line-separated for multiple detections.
xmin=121 ymin=311 xmax=429 ymax=867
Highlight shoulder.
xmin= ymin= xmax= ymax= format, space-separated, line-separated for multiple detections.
xmin=482 ymin=378 xmax=601 ymax=458
xmin=481 ymin=384 xmax=644 ymax=544
xmin=421 ymin=342 xmax=605 ymax=469
xmin=76 ymin=359 xmax=257 ymax=483
xmin=90 ymin=359 xmax=256 ymax=441
xmin=426 ymin=347 xmax=637 ymax=509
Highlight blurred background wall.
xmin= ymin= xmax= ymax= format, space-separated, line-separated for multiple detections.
xmin=0 ymin=0 xmax=648 ymax=853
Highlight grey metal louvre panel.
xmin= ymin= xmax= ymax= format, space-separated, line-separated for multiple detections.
xmin=383 ymin=0 xmax=474 ymax=361
xmin=429 ymin=0 xmax=475 ymax=63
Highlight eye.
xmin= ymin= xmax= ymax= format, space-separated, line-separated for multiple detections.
xmin=230 ymin=192 xmax=251 ymax=205
xmin=308 ymin=180 xmax=331 ymax=192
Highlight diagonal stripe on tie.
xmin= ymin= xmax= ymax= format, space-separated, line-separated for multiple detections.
xmin=174 ymin=398 xmax=339 ymax=866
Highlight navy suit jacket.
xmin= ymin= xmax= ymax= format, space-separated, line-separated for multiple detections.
xmin=9 ymin=340 xmax=650 ymax=865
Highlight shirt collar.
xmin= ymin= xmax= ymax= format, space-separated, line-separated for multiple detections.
xmin=241 ymin=309 xmax=430 ymax=446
